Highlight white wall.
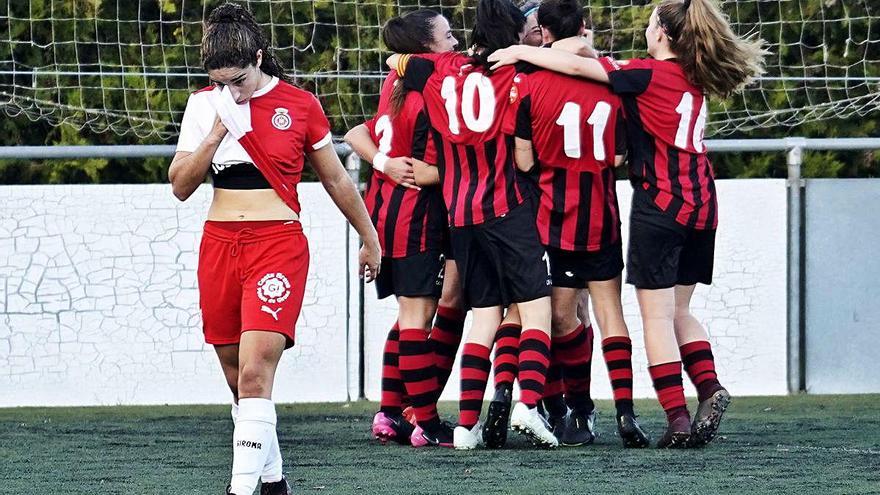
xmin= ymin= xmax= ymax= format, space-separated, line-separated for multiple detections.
xmin=0 ymin=184 xmax=352 ymax=407
xmin=0 ymin=179 xmax=787 ymax=407
xmin=363 ymin=179 xmax=789 ymax=401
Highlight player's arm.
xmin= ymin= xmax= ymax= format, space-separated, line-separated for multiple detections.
xmin=168 ymin=115 xmax=226 ymax=201
xmin=412 ymin=159 xmax=439 ymax=186
xmin=488 ymin=45 xmax=609 ymax=83
xmin=309 ymin=143 xmax=382 ymax=281
xmin=343 ymin=123 xmax=419 ymax=190
xmin=514 ymin=138 xmax=536 ymax=172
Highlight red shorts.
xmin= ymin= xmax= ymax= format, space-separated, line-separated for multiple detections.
xmin=197 ymin=220 xmax=309 ymax=348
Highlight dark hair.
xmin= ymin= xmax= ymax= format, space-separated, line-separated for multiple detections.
xmin=656 ymin=0 xmax=766 ymax=98
xmin=537 ymin=0 xmax=584 ymax=41
xmin=383 ymin=9 xmax=441 ymax=53
xmin=383 ymin=10 xmax=444 ymax=116
xmin=519 ymin=0 xmax=540 ymax=17
xmin=201 ymin=2 xmax=292 ymax=84
xmin=470 ymin=0 xmax=526 ymax=70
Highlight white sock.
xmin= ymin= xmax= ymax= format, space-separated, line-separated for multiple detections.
xmin=230 ymin=398 xmax=276 ymax=495
xmin=260 ymin=429 xmax=283 ymax=483
xmin=231 ymin=403 xmax=239 ymax=424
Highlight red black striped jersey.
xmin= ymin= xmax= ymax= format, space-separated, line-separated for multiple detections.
xmin=510 ymin=64 xmax=624 ymax=252
xmin=402 ymin=52 xmax=524 ymax=227
xmin=363 ymin=72 xmax=445 ymax=258
xmin=599 ymin=57 xmax=718 ymax=230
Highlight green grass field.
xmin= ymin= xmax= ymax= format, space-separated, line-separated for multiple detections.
xmin=2 ymin=395 xmax=878 ymax=494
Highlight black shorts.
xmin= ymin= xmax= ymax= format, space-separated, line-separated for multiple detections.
xmin=375 ymin=250 xmax=445 ymax=300
xmin=547 ymin=243 xmax=624 ymax=288
xmin=450 ymin=202 xmax=552 ymax=308
xmin=627 ymin=191 xmax=715 ymax=290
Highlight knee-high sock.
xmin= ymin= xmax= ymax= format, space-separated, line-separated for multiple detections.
xmin=429 ymin=306 xmax=466 ymax=397
xmin=230 ymin=398 xmax=276 ymax=495
xmin=459 ymin=343 xmax=492 ymax=428
xmin=602 ymin=336 xmax=635 ymax=416
xmin=680 ymin=340 xmax=724 ymax=402
xmin=380 ymin=324 xmax=404 ymax=415
xmin=517 ymin=329 xmax=552 ymax=408
xmin=648 ymin=362 xmax=689 ymax=423
xmin=399 ymin=328 xmax=440 ymax=430
xmin=492 ymin=323 xmax=521 ymax=389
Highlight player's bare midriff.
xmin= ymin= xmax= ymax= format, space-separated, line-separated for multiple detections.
xmin=207 ymin=188 xmax=299 ymax=222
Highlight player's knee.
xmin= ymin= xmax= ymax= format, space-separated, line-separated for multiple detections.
xmin=550 ymin=309 xmax=577 ymax=335
xmin=237 ymin=364 xmax=272 ymax=398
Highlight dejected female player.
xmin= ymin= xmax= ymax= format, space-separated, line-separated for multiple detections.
xmin=169 ymin=3 xmax=380 ymax=493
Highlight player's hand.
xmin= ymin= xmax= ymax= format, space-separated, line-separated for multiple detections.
xmin=359 ymin=238 xmax=381 ymax=283
xmin=209 ymin=115 xmax=228 ymax=142
xmin=487 ymin=46 xmax=522 ymax=70
xmin=384 ymin=156 xmax=421 ymax=190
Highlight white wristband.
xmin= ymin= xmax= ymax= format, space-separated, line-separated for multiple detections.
xmin=373 ymin=152 xmax=389 ymax=173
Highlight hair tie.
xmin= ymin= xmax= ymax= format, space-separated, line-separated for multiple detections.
xmin=522 ymin=6 xmax=538 ymax=18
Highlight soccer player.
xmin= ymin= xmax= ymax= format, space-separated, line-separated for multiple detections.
xmin=519 ymin=1 xmax=542 ymax=47
xmin=169 ymin=4 xmax=380 ymax=493
xmin=388 ymin=0 xmax=558 ymax=450
xmin=507 ymin=0 xmax=651 ymax=448
xmin=489 ymin=0 xmax=766 ymax=448
xmin=344 ymin=9 xmax=461 ymax=448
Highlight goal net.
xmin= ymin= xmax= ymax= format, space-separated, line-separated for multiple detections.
xmin=0 ymin=0 xmax=877 ymax=139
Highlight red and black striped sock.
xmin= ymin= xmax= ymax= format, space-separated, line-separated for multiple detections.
xmin=518 ymin=329 xmax=552 ymax=408
xmin=399 ymin=328 xmax=440 ymax=430
xmin=542 ymin=359 xmax=566 ymax=417
xmin=602 ymin=336 xmax=635 ymax=416
xmin=649 ymin=361 xmax=689 ymax=424
xmin=429 ymin=305 xmax=466 ymax=396
xmin=379 ymin=324 xmax=404 ymax=416
xmin=459 ymin=343 xmax=492 ymax=428
xmin=492 ymin=323 xmax=521 ymax=389
xmin=554 ymin=324 xmax=594 ymax=411
xmin=680 ymin=340 xmax=724 ymax=402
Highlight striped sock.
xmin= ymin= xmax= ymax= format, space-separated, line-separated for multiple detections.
xmin=492 ymin=323 xmax=521 ymax=389
xmin=542 ymin=359 xmax=566 ymax=417
xmin=680 ymin=340 xmax=724 ymax=402
xmin=459 ymin=343 xmax=491 ymax=428
xmin=649 ymin=361 xmax=689 ymax=423
xmin=399 ymin=328 xmax=440 ymax=430
xmin=429 ymin=305 xmax=466 ymax=397
xmin=379 ymin=324 xmax=404 ymax=416
xmin=518 ymin=329 xmax=552 ymax=408
xmin=602 ymin=336 xmax=635 ymax=416
xmin=555 ymin=324 xmax=594 ymax=411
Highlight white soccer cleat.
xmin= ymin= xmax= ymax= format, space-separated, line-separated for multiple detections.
xmin=510 ymin=402 xmax=559 ymax=449
xmin=453 ymin=422 xmax=484 ymax=450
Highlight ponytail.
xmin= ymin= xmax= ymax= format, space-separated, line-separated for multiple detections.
xmin=382 ymin=10 xmax=442 ymax=116
xmin=537 ymin=0 xmax=584 ymax=41
xmin=470 ymin=0 xmax=526 ymax=70
xmin=657 ymin=0 xmax=767 ymax=98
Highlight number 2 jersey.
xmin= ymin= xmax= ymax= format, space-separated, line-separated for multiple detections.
xmin=598 ymin=57 xmax=718 ymax=230
xmin=363 ymin=72 xmax=445 ymax=259
xmin=510 ymin=64 xmax=625 ymax=252
xmin=402 ymin=52 xmax=525 ymax=227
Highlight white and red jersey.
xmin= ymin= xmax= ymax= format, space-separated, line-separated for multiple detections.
xmin=176 ymin=77 xmax=332 ymax=214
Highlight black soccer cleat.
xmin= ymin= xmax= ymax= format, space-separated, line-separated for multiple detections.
xmin=616 ymin=412 xmax=650 ymax=448
xmin=689 ymin=388 xmax=731 ymax=447
xmin=546 ymin=411 xmax=567 ymax=440
xmin=656 ymin=414 xmax=692 ymax=449
xmin=560 ymin=407 xmax=597 ymax=446
xmin=260 ymin=477 xmax=292 ymax=495
xmin=483 ymin=385 xmax=513 ymax=449
xmin=416 ymin=422 xmax=455 ymax=448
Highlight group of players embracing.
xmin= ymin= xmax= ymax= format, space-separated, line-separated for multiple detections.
xmin=345 ymin=0 xmax=766 ymax=450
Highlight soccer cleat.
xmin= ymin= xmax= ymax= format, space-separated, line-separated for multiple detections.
xmin=616 ymin=412 xmax=650 ymax=448
xmin=411 ymin=422 xmax=454 ymax=448
xmin=371 ymin=411 xmax=415 ymax=445
xmin=260 ymin=477 xmax=291 ymax=495
xmin=656 ymin=414 xmax=692 ymax=449
xmin=453 ymin=422 xmax=484 ymax=450
xmin=482 ymin=385 xmax=512 ymax=449
xmin=546 ymin=411 xmax=567 ymax=440
xmin=689 ymin=388 xmax=731 ymax=447
xmin=510 ymin=402 xmax=559 ymax=449
xmin=560 ymin=407 xmax=597 ymax=446
xmin=402 ymin=406 xmax=417 ymax=426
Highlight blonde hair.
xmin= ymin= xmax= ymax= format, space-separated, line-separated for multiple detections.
xmin=657 ymin=0 xmax=768 ymax=98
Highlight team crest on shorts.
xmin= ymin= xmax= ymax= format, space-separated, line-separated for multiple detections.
xmin=257 ymin=272 xmax=291 ymax=304
xmin=271 ymin=108 xmax=292 ymax=130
